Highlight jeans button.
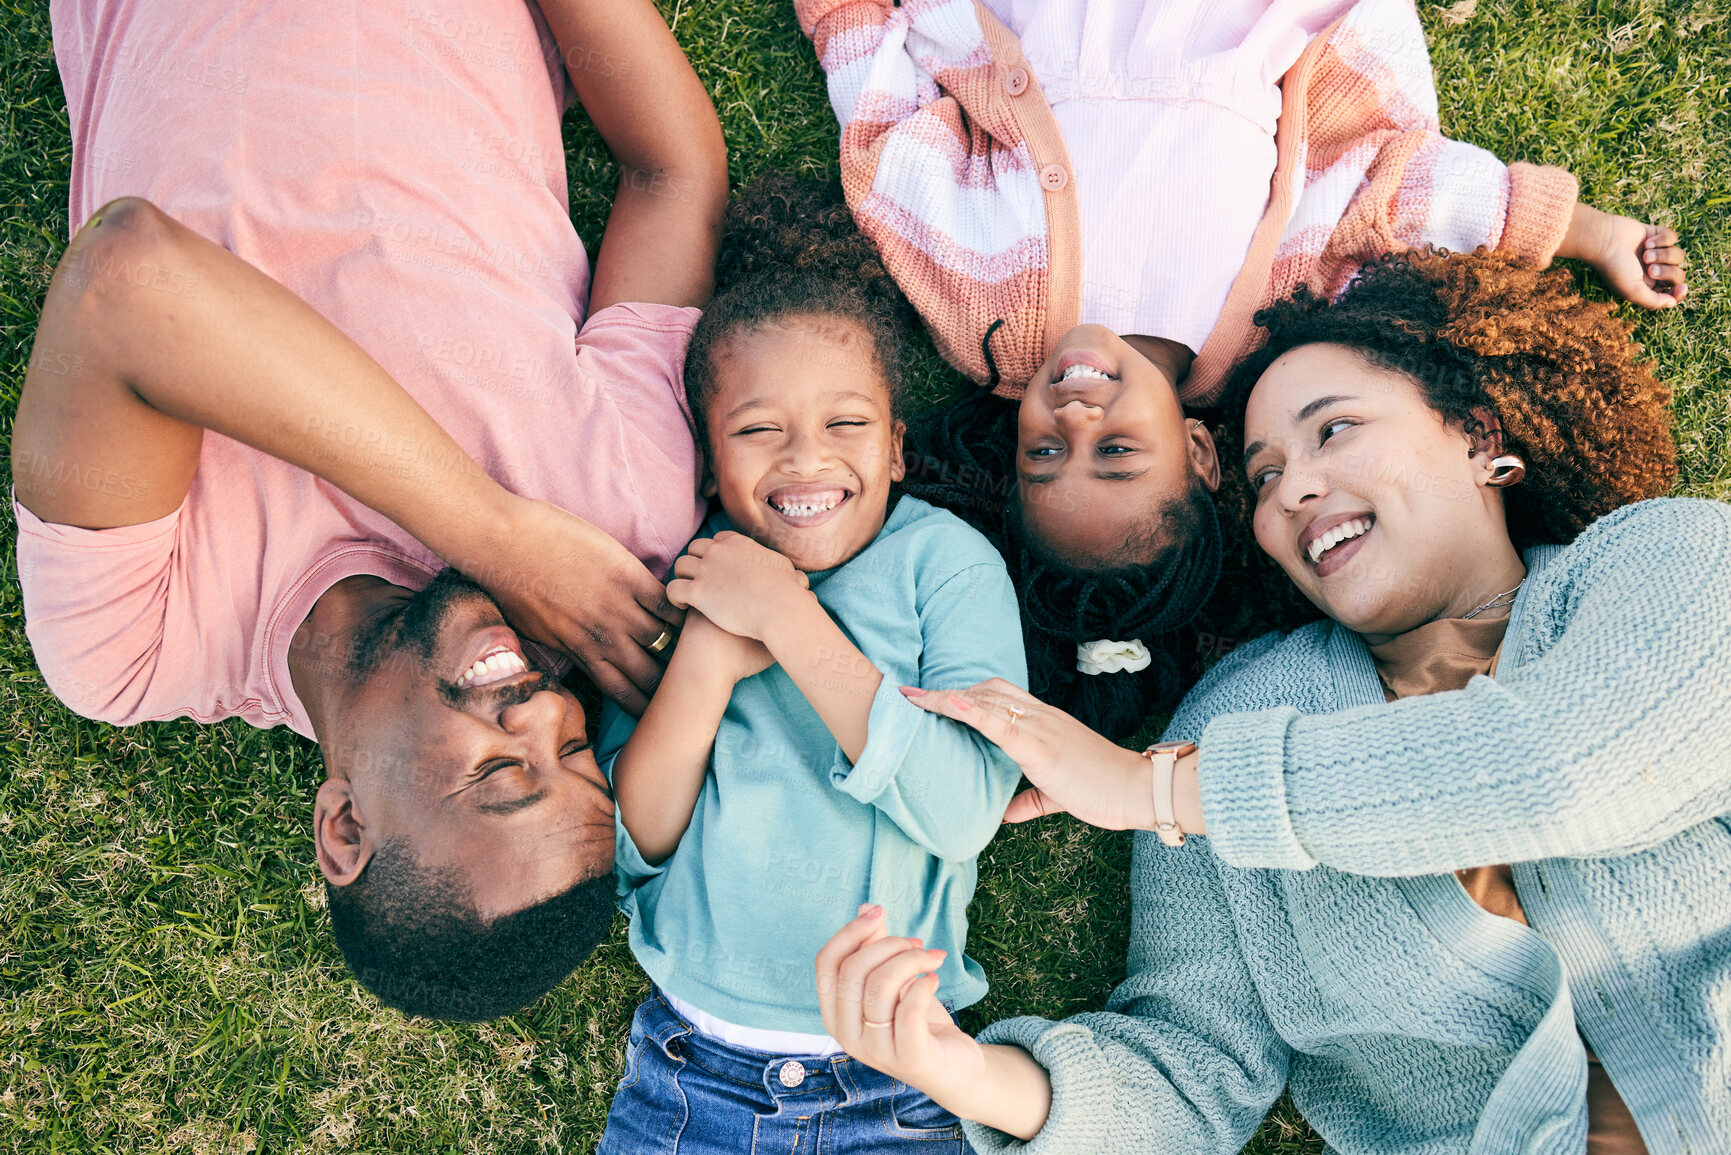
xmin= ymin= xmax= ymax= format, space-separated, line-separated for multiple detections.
xmin=778 ymin=1060 xmax=807 ymax=1088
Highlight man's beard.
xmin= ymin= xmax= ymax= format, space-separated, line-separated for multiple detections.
xmin=346 ymin=567 xmax=494 ymax=682
xmin=340 ymin=568 xmax=553 ymax=713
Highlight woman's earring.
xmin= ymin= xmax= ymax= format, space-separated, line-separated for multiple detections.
xmin=1485 ymin=454 xmax=1526 ymax=488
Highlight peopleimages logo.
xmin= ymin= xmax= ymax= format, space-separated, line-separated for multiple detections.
xmin=108 ymin=43 xmax=250 ymax=94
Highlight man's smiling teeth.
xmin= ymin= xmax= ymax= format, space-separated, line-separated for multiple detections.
xmin=1059 ymin=363 xmax=1114 ymax=382
xmin=1308 ymin=518 xmax=1372 ymax=564
xmin=456 ymin=647 xmax=526 ymax=688
xmin=770 ymin=493 xmax=842 ymax=517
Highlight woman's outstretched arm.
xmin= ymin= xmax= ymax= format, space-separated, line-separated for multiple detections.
xmin=907 ymin=502 xmax=1731 ymax=876
xmin=816 ymin=833 xmax=1290 ymax=1153
xmin=1193 ymin=500 xmax=1731 ymax=875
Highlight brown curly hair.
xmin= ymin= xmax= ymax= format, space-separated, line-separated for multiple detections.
xmin=684 ymin=172 xmax=920 ymax=443
xmin=1210 ymin=248 xmax=1677 ymax=631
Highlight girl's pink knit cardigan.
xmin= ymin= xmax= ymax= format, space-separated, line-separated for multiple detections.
xmin=796 ymin=0 xmax=1580 ymax=405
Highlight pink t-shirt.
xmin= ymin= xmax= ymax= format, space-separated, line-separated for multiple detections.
xmin=18 ymin=0 xmax=706 ymax=738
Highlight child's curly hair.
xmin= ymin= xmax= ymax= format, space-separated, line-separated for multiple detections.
xmin=684 ymin=172 xmax=920 ymax=439
xmin=1212 ymin=247 xmax=1677 ymax=630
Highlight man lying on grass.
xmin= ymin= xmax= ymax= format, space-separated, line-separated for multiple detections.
xmin=14 ymin=0 xmax=724 ymax=1019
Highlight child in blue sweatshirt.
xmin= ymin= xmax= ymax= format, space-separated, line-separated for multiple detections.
xmin=595 ymin=176 xmax=1026 ymax=1152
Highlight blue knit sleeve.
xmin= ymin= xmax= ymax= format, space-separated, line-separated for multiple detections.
xmin=967 ymin=833 xmax=1289 ymax=1154
xmin=831 ymin=561 xmax=1029 ymax=862
xmin=1201 ymin=498 xmax=1731 ymax=875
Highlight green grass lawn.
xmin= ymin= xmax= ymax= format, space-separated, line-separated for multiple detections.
xmin=1 ymin=0 xmax=1726 ymax=1150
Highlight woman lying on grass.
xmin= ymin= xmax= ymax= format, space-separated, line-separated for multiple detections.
xmin=799 ymin=0 xmax=1689 ymax=742
xmin=818 ymin=249 xmax=1730 ymax=1153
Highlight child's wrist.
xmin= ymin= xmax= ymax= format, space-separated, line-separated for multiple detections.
xmin=945 ymin=1044 xmax=1051 ymax=1141
xmin=670 ymin=633 xmax=748 ymax=694
xmin=1556 ymin=202 xmax=1607 ymax=264
xmin=756 ymin=586 xmax=824 ymax=660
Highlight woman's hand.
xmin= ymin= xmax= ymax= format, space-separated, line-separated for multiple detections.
xmin=816 ymin=907 xmax=1054 ymax=1141
xmin=816 ymin=906 xmax=977 ymax=1089
xmin=898 ymin=680 xmax=1156 ymax=828
xmin=462 ymin=496 xmax=683 ymax=715
xmin=1558 ymin=203 xmax=1687 ymax=309
xmin=900 ymin=680 xmax=1206 ymax=833
xmin=666 ymin=531 xmax=810 ymax=642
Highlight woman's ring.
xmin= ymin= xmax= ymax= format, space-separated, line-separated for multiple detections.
xmin=647 ymin=627 xmax=673 ymax=654
xmin=1006 ymin=705 xmax=1024 ymax=722
xmin=862 ymin=1017 xmax=893 ymax=1029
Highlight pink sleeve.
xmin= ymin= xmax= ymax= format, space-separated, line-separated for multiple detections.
xmin=14 ymin=496 xmax=181 ymax=725
xmin=1497 ymin=162 xmax=1579 ymax=266
xmin=574 ymin=301 xmax=702 ymax=429
xmin=568 ymin=302 xmax=705 ymax=579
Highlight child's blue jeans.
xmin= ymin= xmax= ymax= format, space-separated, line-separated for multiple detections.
xmin=598 ymin=992 xmax=975 ymax=1153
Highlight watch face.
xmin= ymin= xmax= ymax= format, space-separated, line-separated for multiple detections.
xmin=1146 ymin=740 xmax=1197 ymax=756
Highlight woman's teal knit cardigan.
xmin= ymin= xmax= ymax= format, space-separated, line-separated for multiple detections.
xmin=968 ymin=498 xmax=1731 ymax=1155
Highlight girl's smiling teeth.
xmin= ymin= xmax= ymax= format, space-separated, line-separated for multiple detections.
xmin=1058 ymin=362 xmax=1115 ymax=383
xmin=455 ymin=646 xmax=528 ymax=688
xmin=1307 ymin=516 xmax=1374 ymax=564
xmin=767 ymin=486 xmax=851 ymax=524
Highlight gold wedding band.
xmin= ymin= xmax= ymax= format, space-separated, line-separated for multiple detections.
xmin=1006 ymin=705 xmax=1024 ymax=722
xmin=862 ymin=1017 xmax=893 ymax=1029
xmin=647 ymin=627 xmax=673 ymax=654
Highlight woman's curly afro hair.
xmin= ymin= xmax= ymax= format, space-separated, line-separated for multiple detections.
xmin=1212 ymin=247 xmax=1676 ymax=628
xmin=684 ymin=171 xmax=921 ymax=439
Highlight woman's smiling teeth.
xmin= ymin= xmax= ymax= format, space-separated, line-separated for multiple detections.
xmin=456 ymin=647 xmax=527 ymax=688
xmin=1308 ymin=517 xmax=1373 ymax=564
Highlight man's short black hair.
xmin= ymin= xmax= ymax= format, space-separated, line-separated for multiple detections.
xmin=327 ymin=839 xmax=616 ymax=1021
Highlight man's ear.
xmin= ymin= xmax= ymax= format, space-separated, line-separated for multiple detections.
xmin=1186 ymin=418 xmax=1222 ymax=492
xmin=313 ymin=777 xmax=376 ymax=886
xmin=889 ymin=419 xmax=907 ymax=483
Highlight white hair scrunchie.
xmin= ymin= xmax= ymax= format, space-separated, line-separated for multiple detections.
xmin=1076 ymin=639 xmax=1151 ymax=676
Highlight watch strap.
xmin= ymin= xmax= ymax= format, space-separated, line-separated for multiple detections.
xmin=1145 ymin=746 xmax=1186 ymax=847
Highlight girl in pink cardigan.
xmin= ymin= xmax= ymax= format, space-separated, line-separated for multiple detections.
xmin=799 ymin=0 xmax=1687 ymax=738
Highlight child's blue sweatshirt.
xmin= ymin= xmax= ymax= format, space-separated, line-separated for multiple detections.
xmin=598 ymin=495 xmax=1028 ymax=1034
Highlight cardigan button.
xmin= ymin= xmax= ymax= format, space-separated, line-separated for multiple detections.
xmin=1039 ymin=163 xmax=1069 ymax=191
xmin=1005 ymin=67 xmax=1029 ymax=96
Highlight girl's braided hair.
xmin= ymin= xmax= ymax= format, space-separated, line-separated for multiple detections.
xmin=1211 ymin=247 xmax=1677 ymax=630
xmin=685 ymin=172 xmax=919 ymax=437
xmin=903 ymin=391 xmax=1222 ymax=740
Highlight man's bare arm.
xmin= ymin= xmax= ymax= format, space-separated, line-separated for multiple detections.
xmin=536 ymin=0 xmax=728 ymax=312
xmin=12 ymin=200 xmax=678 ymax=709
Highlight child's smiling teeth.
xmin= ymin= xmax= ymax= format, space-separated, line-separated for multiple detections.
xmin=456 ymin=646 xmax=527 ymax=688
xmin=769 ymin=491 xmax=846 ymax=518
xmin=1058 ymin=363 xmax=1115 ymax=383
xmin=1308 ymin=517 xmax=1373 ymax=564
